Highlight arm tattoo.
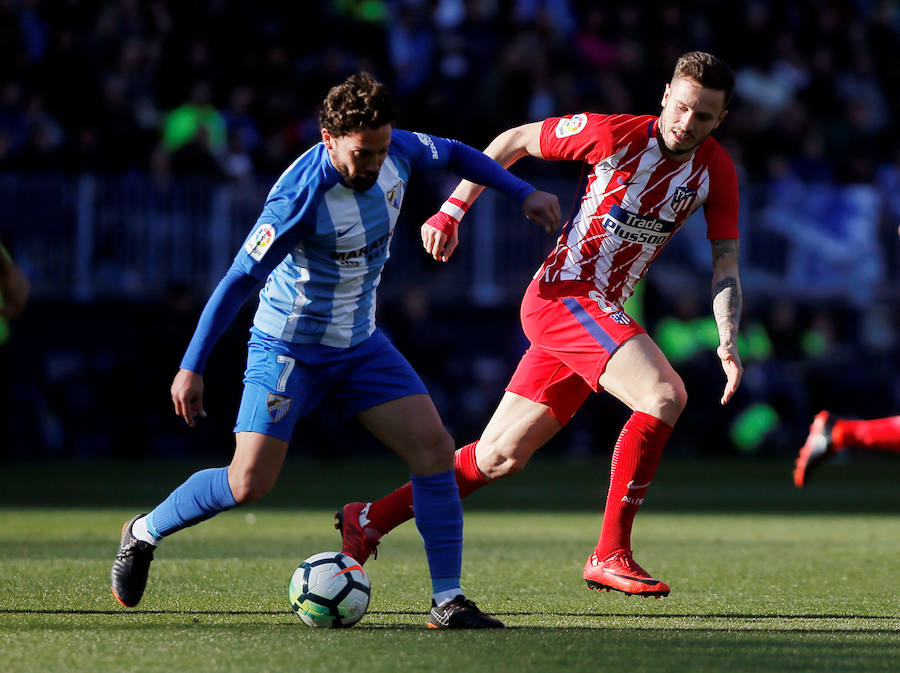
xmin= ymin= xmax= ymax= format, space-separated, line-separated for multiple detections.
xmin=712 ymin=276 xmax=742 ymax=346
xmin=711 ymin=238 xmax=739 ymax=261
xmin=710 ymin=239 xmax=741 ymax=347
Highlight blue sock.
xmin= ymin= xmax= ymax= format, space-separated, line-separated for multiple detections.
xmin=146 ymin=467 xmax=237 ymax=540
xmin=411 ymin=470 xmax=463 ymax=596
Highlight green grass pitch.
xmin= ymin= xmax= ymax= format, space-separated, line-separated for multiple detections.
xmin=1 ymin=457 xmax=898 ymax=672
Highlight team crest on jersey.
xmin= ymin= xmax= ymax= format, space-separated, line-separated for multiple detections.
xmin=671 ymin=186 xmax=697 ymax=214
xmin=555 ymin=113 xmax=587 ymax=138
xmin=266 ymin=393 xmax=292 ymax=422
xmin=385 ymin=181 xmax=404 ymax=209
xmin=589 ymin=290 xmax=632 ymax=325
xmin=244 ymin=223 xmax=275 ymax=261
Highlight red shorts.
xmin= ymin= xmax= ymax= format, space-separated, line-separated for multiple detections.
xmin=506 ymin=279 xmax=645 ymax=425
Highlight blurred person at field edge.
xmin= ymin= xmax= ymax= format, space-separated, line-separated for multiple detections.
xmin=337 ymin=52 xmax=743 ymax=600
xmin=0 ymin=240 xmax=29 ymax=319
xmin=793 ymin=224 xmax=900 ymax=487
xmin=0 ymin=239 xmax=29 ymax=459
xmin=108 ymin=72 xmax=561 ymax=629
xmin=161 ymin=80 xmax=226 ymax=156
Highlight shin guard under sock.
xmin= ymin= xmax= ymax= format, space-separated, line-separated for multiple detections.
xmin=411 ymin=470 xmax=463 ymax=592
xmin=596 ymin=412 xmax=673 ymax=558
xmin=146 ymin=466 xmax=238 ymax=540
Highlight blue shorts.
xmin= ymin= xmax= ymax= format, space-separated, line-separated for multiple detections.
xmin=234 ymin=327 xmax=428 ymax=441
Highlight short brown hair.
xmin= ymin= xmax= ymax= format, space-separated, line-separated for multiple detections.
xmin=672 ymin=51 xmax=735 ymax=108
xmin=318 ymin=72 xmax=396 ymax=138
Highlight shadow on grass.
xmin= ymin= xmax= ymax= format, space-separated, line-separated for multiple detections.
xmin=5 ymin=607 xmax=897 ymax=631
xmin=3 ymin=608 xmax=896 ymax=619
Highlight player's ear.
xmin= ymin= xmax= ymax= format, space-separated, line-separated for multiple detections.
xmin=660 ymin=83 xmax=671 ymax=109
xmin=321 ymin=128 xmax=334 ymax=150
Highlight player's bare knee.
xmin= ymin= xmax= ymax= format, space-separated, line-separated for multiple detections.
xmin=409 ymin=429 xmax=455 ymax=475
xmin=671 ymin=378 xmax=688 ymax=414
xmin=653 ymin=378 xmax=687 ymax=423
xmin=493 ymin=454 xmax=527 ymax=479
xmin=477 ymin=441 xmax=527 ymax=480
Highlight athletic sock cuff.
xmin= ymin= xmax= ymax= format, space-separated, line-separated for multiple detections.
xmin=410 ymin=469 xmax=457 ymax=489
xmin=630 ymin=410 xmax=674 ymax=443
xmin=455 ymin=442 xmax=488 ymax=484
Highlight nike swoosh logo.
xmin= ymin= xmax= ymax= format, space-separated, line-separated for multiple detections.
xmin=616 ymin=176 xmax=636 ymax=186
xmin=626 ymin=480 xmax=652 ymax=489
xmin=359 ymin=503 xmax=372 ymax=527
xmin=331 ymin=564 xmax=363 ymax=578
xmin=609 ymin=572 xmax=659 ymax=585
xmin=336 ymin=227 xmax=353 ymax=237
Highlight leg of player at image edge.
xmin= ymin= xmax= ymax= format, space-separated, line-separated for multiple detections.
xmin=794 ymin=411 xmax=900 ymax=487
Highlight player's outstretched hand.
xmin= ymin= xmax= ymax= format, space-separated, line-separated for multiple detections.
xmin=171 ymin=368 xmax=207 ymax=427
xmin=522 ymin=190 xmax=561 ymax=234
xmin=421 ymin=210 xmax=460 ymax=263
xmin=717 ymin=344 xmax=742 ymax=405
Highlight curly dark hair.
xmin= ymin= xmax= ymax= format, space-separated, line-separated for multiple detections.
xmin=672 ymin=51 xmax=735 ymax=107
xmin=318 ymin=72 xmax=396 ymax=138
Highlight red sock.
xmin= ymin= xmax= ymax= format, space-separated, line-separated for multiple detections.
xmin=366 ymin=442 xmax=489 ymax=534
xmin=454 ymin=442 xmax=491 ymax=497
xmin=595 ymin=411 xmax=673 ymax=559
xmin=833 ymin=416 xmax=900 ymax=453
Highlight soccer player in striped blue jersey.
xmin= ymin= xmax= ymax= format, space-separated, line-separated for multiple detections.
xmin=110 ymin=72 xmax=561 ymax=628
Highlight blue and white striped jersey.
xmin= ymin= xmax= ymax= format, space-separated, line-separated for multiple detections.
xmin=232 ymin=129 xmax=529 ymax=349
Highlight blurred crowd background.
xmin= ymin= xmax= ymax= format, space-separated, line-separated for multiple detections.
xmin=1 ymin=0 xmax=899 ymax=463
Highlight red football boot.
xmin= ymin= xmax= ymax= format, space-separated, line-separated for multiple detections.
xmin=334 ymin=502 xmax=383 ymax=565
xmin=584 ymin=550 xmax=670 ymax=597
xmin=793 ymin=411 xmax=836 ymax=488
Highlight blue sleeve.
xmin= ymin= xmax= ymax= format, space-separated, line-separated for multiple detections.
xmin=393 ymin=129 xmax=536 ymax=203
xmin=179 ymin=262 xmax=261 ymax=373
xmin=443 ymin=139 xmax=536 ymax=202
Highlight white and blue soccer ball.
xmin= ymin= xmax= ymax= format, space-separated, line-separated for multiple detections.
xmin=289 ymin=552 xmax=370 ymax=628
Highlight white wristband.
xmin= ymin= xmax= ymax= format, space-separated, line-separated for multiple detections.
xmin=439 ymin=200 xmax=467 ymax=221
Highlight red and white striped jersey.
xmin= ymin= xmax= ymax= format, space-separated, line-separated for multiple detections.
xmin=537 ymin=113 xmax=739 ymax=308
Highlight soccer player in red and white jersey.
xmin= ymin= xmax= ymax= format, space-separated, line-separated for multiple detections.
xmin=336 ymin=52 xmax=742 ymax=598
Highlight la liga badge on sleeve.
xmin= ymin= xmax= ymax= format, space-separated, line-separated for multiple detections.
xmin=245 ymin=223 xmax=276 ymax=261
xmin=555 ymin=113 xmax=587 ymax=138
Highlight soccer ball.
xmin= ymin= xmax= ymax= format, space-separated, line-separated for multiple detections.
xmin=288 ymin=552 xmax=370 ymax=628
